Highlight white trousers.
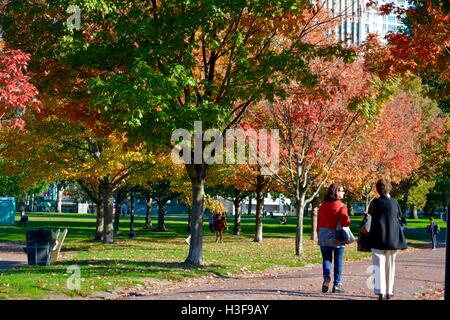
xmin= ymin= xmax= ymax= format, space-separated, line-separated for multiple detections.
xmin=371 ymin=249 xmax=397 ymax=295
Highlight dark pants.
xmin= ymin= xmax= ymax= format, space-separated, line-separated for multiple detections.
xmin=320 ymin=246 xmax=345 ymax=285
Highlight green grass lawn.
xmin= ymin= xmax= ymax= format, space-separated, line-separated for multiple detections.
xmin=0 ymin=212 xmax=445 ymax=299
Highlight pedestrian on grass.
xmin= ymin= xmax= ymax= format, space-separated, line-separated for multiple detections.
xmin=426 ymin=216 xmax=440 ymax=250
xmin=368 ymin=179 xmax=408 ymax=300
xmin=317 ymin=183 xmax=351 ymax=294
xmin=214 ymin=212 xmax=227 ymax=243
xmin=121 ymin=202 xmax=127 ymax=217
xmin=209 ymin=211 xmax=215 ymax=233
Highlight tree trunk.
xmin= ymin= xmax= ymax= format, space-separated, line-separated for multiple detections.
xmin=402 ymin=182 xmax=412 ymax=216
xmin=311 ymin=196 xmax=319 ymax=241
xmin=247 ymin=196 xmax=252 ymax=215
xmin=233 ymin=197 xmax=242 ymax=235
xmin=95 ymin=202 xmax=104 ymax=241
xmin=254 ymin=175 xmax=265 ymax=243
xmin=56 ymin=184 xmax=64 ymax=213
xmin=144 ymin=196 xmax=153 ymax=229
xmin=365 ymin=194 xmax=370 ymax=211
xmin=113 ymin=189 xmax=123 ymax=235
xmin=184 ymin=164 xmax=206 ymax=266
xmin=411 ymin=205 xmax=419 ymax=220
xmin=31 ymin=193 xmax=35 ymax=213
xmin=187 ymin=206 xmax=191 ymax=232
xmin=113 ymin=207 xmax=120 ymax=234
xmin=348 ymin=197 xmax=354 ymax=216
xmin=295 ymin=193 xmax=306 ymax=256
xmin=101 ymin=177 xmax=114 ymax=244
xmin=156 ymin=200 xmax=167 ymax=231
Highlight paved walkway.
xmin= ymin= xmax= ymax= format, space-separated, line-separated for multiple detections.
xmin=116 ymin=246 xmax=445 ymax=300
xmin=0 ymin=237 xmax=446 ymax=300
xmin=0 ymin=242 xmax=27 ymax=270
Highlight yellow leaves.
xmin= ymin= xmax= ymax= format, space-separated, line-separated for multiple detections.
xmin=204 ymin=194 xmax=226 ymax=213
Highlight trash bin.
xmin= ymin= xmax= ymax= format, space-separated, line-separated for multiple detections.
xmin=25 ymin=228 xmax=56 ymax=266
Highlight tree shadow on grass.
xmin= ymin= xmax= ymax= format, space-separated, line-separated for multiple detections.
xmin=3 ymin=259 xmax=229 ymax=279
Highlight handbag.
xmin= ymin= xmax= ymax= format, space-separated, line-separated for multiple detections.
xmin=357 ymin=203 xmax=372 ymax=252
xmin=336 ymin=220 xmax=356 ymax=244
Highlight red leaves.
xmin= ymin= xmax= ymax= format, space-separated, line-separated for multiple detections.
xmin=334 ymin=91 xmax=424 ymax=197
xmin=378 ymin=3 xmax=396 ymax=16
xmin=0 ymin=46 xmax=40 ymax=129
xmin=251 ymin=58 xmax=372 ymax=184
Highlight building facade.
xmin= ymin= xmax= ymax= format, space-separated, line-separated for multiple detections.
xmin=314 ymin=0 xmax=407 ymax=45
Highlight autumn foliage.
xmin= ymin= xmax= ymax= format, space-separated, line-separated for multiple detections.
xmin=364 ymin=1 xmax=449 ymax=83
xmin=334 ymin=90 xmax=423 ymax=201
xmin=0 ymin=43 xmax=40 ymax=129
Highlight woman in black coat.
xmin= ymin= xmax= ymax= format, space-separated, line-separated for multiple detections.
xmin=368 ymin=179 xmax=407 ymax=300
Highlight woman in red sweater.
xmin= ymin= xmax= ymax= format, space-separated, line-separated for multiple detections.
xmin=317 ymin=183 xmax=351 ymax=294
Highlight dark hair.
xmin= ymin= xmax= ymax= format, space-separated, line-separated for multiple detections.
xmin=324 ymin=183 xmax=344 ymax=201
xmin=376 ymin=179 xmax=392 ymax=196
xmin=429 ymin=216 xmax=434 ymax=221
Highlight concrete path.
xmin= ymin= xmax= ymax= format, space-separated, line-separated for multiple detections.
xmin=122 ymin=246 xmax=445 ymax=300
xmin=0 ymin=242 xmax=27 ymax=270
xmin=0 ymin=236 xmax=446 ymax=300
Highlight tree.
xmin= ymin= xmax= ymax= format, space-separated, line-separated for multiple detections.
xmin=0 ymin=170 xmax=24 ymax=197
xmin=425 ymin=173 xmax=450 ymax=213
xmin=365 ymin=0 xmax=450 ymax=112
xmin=0 ymin=0 xmax=356 ymax=266
xmin=390 ymin=79 xmax=448 ymax=216
xmin=0 ymin=113 xmax=151 ymax=243
xmin=334 ymin=88 xmax=424 ymax=208
xmin=55 ymin=181 xmax=69 ymax=213
xmin=252 ymin=57 xmax=397 ymax=255
xmin=209 ymin=165 xmax=261 ymax=237
xmin=409 ymin=179 xmax=436 ymax=212
xmin=151 ymin=180 xmax=178 ymax=232
xmin=205 ymin=170 xmax=244 ymax=235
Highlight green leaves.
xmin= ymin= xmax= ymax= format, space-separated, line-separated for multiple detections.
xmin=82 ymin=0 xmax=118 ymax=16
xmin=349 ymin=77 xmax=401 ymax=119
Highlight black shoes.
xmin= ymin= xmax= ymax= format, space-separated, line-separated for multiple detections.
xmin=322 ymin=278 xmax=331 ymax=293
xmin=322 ymin=280 xmax=345 ymax=293
xmin=378 ymin=294 xmax=394 ymax=300
xmin=332 ymin=284 xmax=345 ymax=293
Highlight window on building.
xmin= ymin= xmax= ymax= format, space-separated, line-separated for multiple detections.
xmin=356 ymin=23 xmax=360 ymax=43
xmin=383 ymin=24 xmax=387 ymax=31
xmin=383 ymin=15 xmax=386 ymax=22
xmin=365 ymin=24 xmax=369 ymax=34
xmin=388 ymin=24 xmax=396 ymax=32
xmin=388 ymin=15 xmax=396 ymax=23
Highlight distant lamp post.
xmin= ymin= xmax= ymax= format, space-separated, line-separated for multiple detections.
xmin=445 ymin=202 xmax=449 ymax=301
xmin=129 ymin=190 xmax=135 ymax=239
